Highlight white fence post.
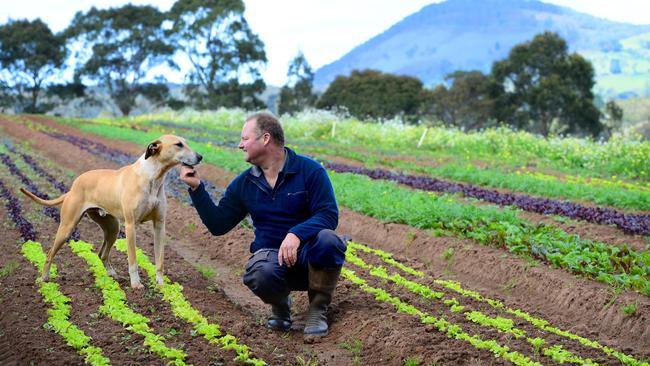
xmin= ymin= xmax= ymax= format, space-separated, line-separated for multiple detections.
xmin=417 ymin=127 xmax=429 ymax=148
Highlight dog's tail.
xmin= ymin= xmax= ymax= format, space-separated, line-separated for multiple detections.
xmin=20 ymin=188 xmax=67 ymax=207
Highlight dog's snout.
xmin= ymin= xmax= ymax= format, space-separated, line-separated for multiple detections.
xmin=196 ymin=153 xmax=203 ymax=163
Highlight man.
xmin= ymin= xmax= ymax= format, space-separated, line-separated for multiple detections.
xmin=180 ymin=112 xmax=347 ymax=340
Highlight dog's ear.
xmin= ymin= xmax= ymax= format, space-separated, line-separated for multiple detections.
xmin=145 ymin=140 xmax=162 ymax=160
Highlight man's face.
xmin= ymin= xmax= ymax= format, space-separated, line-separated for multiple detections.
xmin=239 ymin=119 xmax=267 ymax=164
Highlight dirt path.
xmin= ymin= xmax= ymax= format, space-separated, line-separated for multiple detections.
xmin=1 ymin=115 xmax=648 ymax=365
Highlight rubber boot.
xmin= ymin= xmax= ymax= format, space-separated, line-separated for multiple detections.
xmin=266 ymin=296 xmax=292 ymax=331
xmin=303 ymin=264 xmax=341 ymax=341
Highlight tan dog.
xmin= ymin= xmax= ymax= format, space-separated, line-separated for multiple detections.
xmin=21 ymin=135 xmax=202 ymax=289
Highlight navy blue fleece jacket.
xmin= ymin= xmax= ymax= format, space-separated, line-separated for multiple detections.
xmin=189 ymin=147 xmax=339 ymax=253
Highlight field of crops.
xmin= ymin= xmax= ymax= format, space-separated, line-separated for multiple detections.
xmin=0 ymin=112 xmax=648 ymax=365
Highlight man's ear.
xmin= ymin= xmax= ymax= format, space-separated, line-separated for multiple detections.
xmin=145 ymin=140 xmax=162 ymax=159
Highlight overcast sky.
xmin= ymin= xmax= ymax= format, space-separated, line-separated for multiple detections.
xmin=2 ymin=0 xmax=649 ymax=86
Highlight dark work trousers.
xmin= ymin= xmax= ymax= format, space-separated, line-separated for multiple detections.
xmin=243 ymin=229 xmax=348 ymax=304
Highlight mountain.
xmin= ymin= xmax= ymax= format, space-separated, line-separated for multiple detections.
xmin=314 ymin=0 xmax=650 ymax=98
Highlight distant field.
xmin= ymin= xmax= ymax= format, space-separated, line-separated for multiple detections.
xmin=619 ymin=95 xmax=650 ymax=124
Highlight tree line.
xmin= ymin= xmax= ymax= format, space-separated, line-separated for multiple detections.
xmin=316 ymin=32 xmax=624 ymax=138
xmin=0 ymin=4 xmax=622 ymax=138
xmin=0 ymin=0 xmax=266 ymax=116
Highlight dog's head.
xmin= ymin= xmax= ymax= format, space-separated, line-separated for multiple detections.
xmin=145 ymin=135 xmax=203 ymax=167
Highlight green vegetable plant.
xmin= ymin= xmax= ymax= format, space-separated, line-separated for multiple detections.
xmin=114 ymin=239 xmax=266 ymax=366
xmin=21 ymin=241 xmax=110 ymax=365
xmin=347 ymin=246 xmax=598 ymax=365
xmin=69 ymin=240 xmax=188 ymax=365
xmin=349 ymin=241 xmax=648 ymax=366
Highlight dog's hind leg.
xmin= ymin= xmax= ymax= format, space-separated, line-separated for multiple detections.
xmin=152 ymin=218 xmax=166 ymax=285
xmin=42 ymin=197 xmax=84 ymax=282
xmin=87 ymin=210 xmax=120 ymax=278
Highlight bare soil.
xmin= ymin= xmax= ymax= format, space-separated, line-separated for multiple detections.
xmin=0 ymin=115 xmax=648 ymax=365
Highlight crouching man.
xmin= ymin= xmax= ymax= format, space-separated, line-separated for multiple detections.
xmin=179 ymin=112 xmax=347 ymax=341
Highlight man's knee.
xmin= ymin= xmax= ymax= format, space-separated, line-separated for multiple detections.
xmin=243 ymin=249 xmax=287 ymax=302
xmin=309 ymin=229 xmax=347 ymax=268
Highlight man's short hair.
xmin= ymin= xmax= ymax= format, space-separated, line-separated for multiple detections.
xmin=246 ymin=112 xmax=285 ymax=146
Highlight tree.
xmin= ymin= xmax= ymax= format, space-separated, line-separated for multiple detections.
xmin=491 ymin=32 xmax=603 ymax=137
xmin=64 ymin=5 xmax=174 ymax=116
xmin=421 ymin=71 xmax=498 ymax=130
xmin=0 ymin=80 xmax=12 ymax=112
xmin=420 ymin=85 xmax=452 ymax=125
xmin=278 ymin=51 xmax=317 ymax=115
xmin=168 ymin=0 xmax=267 ymax=110
xmin=0 ymin=19 xmax=66 ymax=113
xmin=317 ymin=69 xmax=424 ymax=122
xmin=601 ymin=100 xmax=624 ymax=139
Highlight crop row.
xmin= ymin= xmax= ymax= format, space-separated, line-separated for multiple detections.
xmin=342 ymin=266 xmax=545 ymax=365
xmin=45 ymin=122 xmax=650 ymax=295
xmin=179 ymin=118 xmax=650 ymax=207
xmin=323 ymin=161 xmax=650 ymax=236
xmin=331 ymin=171 xmax=650 ymax=294
xmin=345 ymin=246 xmax=599 ymax=365
xmin=0 ymin=176 xmax=36 ymax=241
xmin=71 ymin=121 xmax=650 ymax=220
xmin=114 ymin=239 xmax=266 ymax=366
xmin=0 ymin=150 xmax=61 ymax=221
xmin=21 ymin=241 xmax=110 ymax=365
xmin=302 ymin=144 xmax=650 ymax=212
xmin=70 ymin=240 xmax=189 ymax=364
xmin=71 ymin=119 xmax=650 ymax=225
xmin=60 ymin=116 xmax=650 ymax=216
xmin=347 ymin=241 xmax=648 ymax=365
xmin=87 ymin=109 xmax=650 ymax=182
xmin=20 ymin=235 xmax=267 ymax=365
xmin=0 ymin=143 xmax=82 ymax=240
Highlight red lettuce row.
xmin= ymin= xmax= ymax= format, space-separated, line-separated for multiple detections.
xmin=0 ymin=151 xmax=80 ymax=241
xmin=324 ymin=162 xmax=650 ymax=236
xmin=0 ymin=178 xmax=36 ymax=241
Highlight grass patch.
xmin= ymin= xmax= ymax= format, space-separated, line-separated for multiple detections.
xmin=0 ymin=260 xmax=20 ymax=278
xmin=341 ymin=337 xmax=363 ymax=365
xmin=195 ymin=264 xmax=216 ymax=279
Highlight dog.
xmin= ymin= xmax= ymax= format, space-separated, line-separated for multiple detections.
xmin=21 ymin=135 xmax=202 ymax=288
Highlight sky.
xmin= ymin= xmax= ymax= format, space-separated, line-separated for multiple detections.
xmin=2 ymin=0 xmax=650 ymax=86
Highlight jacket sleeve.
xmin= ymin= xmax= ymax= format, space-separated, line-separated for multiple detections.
xmin=289 ymin=167 xmax=338 ymax=243
xmin=189 ymin=181 xmax=247 ymax=236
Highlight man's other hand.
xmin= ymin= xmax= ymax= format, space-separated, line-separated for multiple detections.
xmin=180 ymin=164 xmax=201 ymax=190
xmin=278 ymin=233 xmax=301 ymax=267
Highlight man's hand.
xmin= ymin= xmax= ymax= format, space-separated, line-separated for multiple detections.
xmin=278 ymin=233 xmax=301 ymax=267
xmin=180 ymin=164 xmax=201 ymax=190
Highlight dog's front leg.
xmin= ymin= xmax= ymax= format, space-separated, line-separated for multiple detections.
xmin=152 ymin=218 xmax=165 ymax=285
xmin=124 ymin=219 xmax=143 ymax=289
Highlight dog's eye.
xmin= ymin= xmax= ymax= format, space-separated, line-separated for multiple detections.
xmin=175 ymin=142 xmax=183 ymax=148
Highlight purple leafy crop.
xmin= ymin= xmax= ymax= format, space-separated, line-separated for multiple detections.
xmin=0 ymin=151 xmax=80 ymax=240
xmin=324 ymin=162 xmax=650 ymax=236
xmin=17 ymin=151 xmax=68 ymax=193
xmin=0 ymin=178 xmax=36 ymax=241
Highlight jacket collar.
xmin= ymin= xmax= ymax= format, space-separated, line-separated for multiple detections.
xmin=249 ymin=147 xmax=297 ymax=177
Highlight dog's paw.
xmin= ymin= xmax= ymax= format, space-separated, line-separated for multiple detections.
xmin=156 ymin=272 xmax=165 ymax=285
xmin=130 ymin=281 xmax=144 ymax=289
